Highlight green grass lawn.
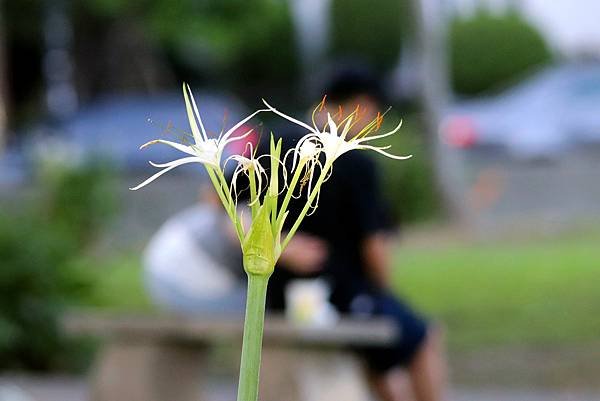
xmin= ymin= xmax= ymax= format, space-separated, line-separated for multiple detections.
xmin=86 ymin=253 xmax=152 ymax=311
xmin=392 ymin=232 xmax=600 ymax=349
xmin=88 ymin=231 xmax=600 ymax=350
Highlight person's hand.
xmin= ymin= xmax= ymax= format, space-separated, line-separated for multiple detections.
xmin=279 ymin=233 xmax=328 ymax=275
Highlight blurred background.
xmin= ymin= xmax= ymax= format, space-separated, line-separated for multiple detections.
xmin=0 ymin=0 xmax=599 ymax=400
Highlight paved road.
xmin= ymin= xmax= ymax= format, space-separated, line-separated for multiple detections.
xmin=1 ymin=375 xmax=598 ymax=401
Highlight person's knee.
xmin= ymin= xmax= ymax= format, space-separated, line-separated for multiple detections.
xmin=413 ymin=323 xmax=446 ymax=365
xmin=427 ymin=323 xmax=446 ymax=348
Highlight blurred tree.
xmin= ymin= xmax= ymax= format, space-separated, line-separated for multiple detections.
xmin=330 ymin=0 xmax=411 ymax=72
xmin=3 ymin=0 xmax=45 ymax=126
xmin=80 ymin=0 xmax=298 ymax=97
xmin=0 ymin=0 xmax=7 ymax=150
xmin=377 ymin=116 xmax=440 ymax=223
xmin=450 ymin=10 xmax=553 ymax=95
xmin=3 ymin=0 xmax=300 ymax=126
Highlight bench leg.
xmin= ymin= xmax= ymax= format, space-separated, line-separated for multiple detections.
xmin=260 ymin=347 xmax=371 ymax=401
xmin=91 ymin=340 xmax=208 ymax=401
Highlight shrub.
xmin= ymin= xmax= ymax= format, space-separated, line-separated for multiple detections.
xmin=376 ymin=115 xmax=440 ymax=224
xmin=0 ymin=161 xmax=116 ymax=370
xmin=450 ymin=10 xmax=553 ymax=95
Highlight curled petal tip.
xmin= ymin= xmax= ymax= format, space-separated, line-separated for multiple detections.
xmin=140 ymin=140 xmax=158 ymax=150
xmin=262 ymin=99 xmax=275 ymax=109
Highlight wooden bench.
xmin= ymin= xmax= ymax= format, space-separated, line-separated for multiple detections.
xmin=65 ymin=312 xmax=398 ymax=401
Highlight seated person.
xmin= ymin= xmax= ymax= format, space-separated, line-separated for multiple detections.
xmin=144 ymin=185 xmax=246 ymax=315
xmin=143 ymin=64 xmax=446 ymax=401
xmin=266 ymin=65 xmax=447 ymax=401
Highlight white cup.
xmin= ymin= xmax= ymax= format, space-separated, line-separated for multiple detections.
xmin=285 ymin=279 xmax=339 ymax=327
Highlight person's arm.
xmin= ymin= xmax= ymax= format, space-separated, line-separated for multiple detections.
xmin=278 ymin=232 xmax=328 ymax=275
xmin=349 ymin=156 xmax=396 ymax=288
xmin=362 ymin=232 xmax=392 ymax=288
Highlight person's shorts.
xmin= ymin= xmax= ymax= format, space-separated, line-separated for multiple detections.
xmin=340 ymin=290 xmax=429 ymax=373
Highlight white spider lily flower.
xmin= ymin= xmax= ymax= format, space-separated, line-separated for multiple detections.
xmin=130 ymin=84 xmax=266 ymax=190
xmin=291 ymin=136 xmax=324 ymax=198
xmin=263 ymin=100 xmax=412 ymax=165
xmin=297 ymin=137 xmax=320 ymax=164
xmin=226 ymin=151 xmax=268 ymax=205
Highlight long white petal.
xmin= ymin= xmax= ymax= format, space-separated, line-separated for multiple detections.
xmin=341 ymin=117 xmax=353 ymax=139
xmin=326 ymin=113 xmax=338 ymax=137
xmin=183 ymin=83 xmax=206 ymax=143
xmin=355 ymin=120 xmax=403 ymax=143
xmin=262 ymin=100 xmax=316 ymax=133
xmin=357 ymin=144 xmax=413 ymax=160
xmin=185 ymin=84 xmax=209 ymax=141
xmin=221 ymin=128 xmax=255 ymax=148
xmin=220 ymin=108 xmax=268 ymax=143
xmin=149 ymin=156 xmax=207 ymax=168
xmin=140 ymin=139 xmax=196 ymax=156
xmin=130 ymin=157 xmax=204 ymax=190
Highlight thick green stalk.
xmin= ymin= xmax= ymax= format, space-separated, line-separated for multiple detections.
xmin=237 ymin=273 xmax=270 ymax=401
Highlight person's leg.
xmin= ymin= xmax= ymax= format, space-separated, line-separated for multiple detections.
xmin=351 ymin=291 xmax=446 ymax=401
xmin=370 ymin=327 xmax=447 ymax=401
xmin=369 ymin=367 xmax=414 ymax=401
xmin=407 ymin=325 xmax=447 ymax=401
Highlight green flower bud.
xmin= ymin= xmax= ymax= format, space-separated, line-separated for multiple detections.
xmin=242 ymin=204 xmax=275 ymax=276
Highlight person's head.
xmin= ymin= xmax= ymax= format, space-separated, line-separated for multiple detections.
xmin=313 ymin=62 xmax=385 ymax=137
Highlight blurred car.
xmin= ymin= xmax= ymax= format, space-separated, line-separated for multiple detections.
xmin=0 ymin=89 xmax=254 ymax=186
xmin=440 ymin=63 xmax=600 ymax=160
xmin=59 ymin=90 xmax=252 ymax=171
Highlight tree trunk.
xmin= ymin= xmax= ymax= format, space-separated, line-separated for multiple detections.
xmin=411 ymin=0 xmax=464 ymax=220
xmin=0 ymin=0 xmax=8 ymax=152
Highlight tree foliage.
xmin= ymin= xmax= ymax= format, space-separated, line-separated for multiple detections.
xmin=450 ymin=10 xmax=553 ymax=95
xmin=330 ymin=0 xmax=410 ymax=71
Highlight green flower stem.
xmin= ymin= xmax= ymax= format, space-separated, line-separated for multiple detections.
xmin=276 ymin=160 xmax=305 ymax=227
xmin=237 ymin=272 xmax=270 ymax=401
xmin=248 ymin=166 xmax=259 ymax=218
xmin=205 ymin=167 xmax=244 ymax=241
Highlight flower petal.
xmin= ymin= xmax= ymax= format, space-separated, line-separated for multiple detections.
xmin=220 ymin=108 xmax=268 ymax=144
xmin=140 ymin=139 xmax=196 ymax=156
xmin=130 ymin=157 xmax=204 ymax=190
xmin=148 ymin=156 xmax=207 ymax=168
xmin=262 ymin=100 xmax=316 ymax=133
xmin=221 ymin=127 xmax=255 ymax=148
xmin=354 ymin=120 xmax=403 ymax=143
xmin=340 ymin=117 xmax=353 ymax=139
xmin=183 ymin=83 xmax=208 ymax=143
xmin=326 ymin=113 xmax=338 ymax=137
xmin=357 ymin=144 xmax=412 ymax=160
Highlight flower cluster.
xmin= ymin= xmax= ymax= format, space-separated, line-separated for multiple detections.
xmin=132 ymin=84 xmax=411 ymax=275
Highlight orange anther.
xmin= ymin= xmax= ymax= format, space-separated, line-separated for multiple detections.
xmin=318 ymin=95 xmax=327 ymax=112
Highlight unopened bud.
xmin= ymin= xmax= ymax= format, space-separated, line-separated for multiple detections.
xmin=242 ymin=204 xmax=275 ymax=276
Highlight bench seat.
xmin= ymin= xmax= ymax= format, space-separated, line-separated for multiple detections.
xmin=65 ymin=312 xmax=398 ymax=401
